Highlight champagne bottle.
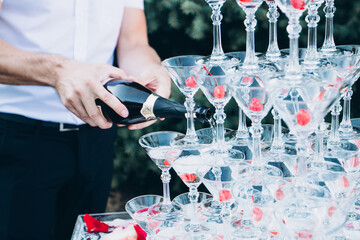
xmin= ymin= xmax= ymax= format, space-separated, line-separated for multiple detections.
xmin=95 ymin=80 xmax=212 ymax=125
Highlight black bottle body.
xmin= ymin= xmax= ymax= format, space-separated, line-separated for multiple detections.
xmin=96 ymin=80 xmax=211 ymax=125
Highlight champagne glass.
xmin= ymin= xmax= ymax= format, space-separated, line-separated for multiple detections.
xmin=231 ymin=164 xmax=283 ymax=239
xmin=331 ymin=46 xmax=360 ymax=140
xmin=198 ymin=0 xmax=238 ymax=65
xmin=162 ymin=55 xmax=213 ymax=148
xmin=275 ymin=0 xmax=312 ymax=78
xmin=167 ymin=150 xmax=212 ymax=236
xmin=303 ymin=0 xmax=325 ymax=67
xmin=235 ymin=0 xmax=264 ymax=70
xmin=139 ymin=131 xmax=184 ymax=205
xmin=232 ymin=67 xmax=277 ymax=166
xmin=321 ymin=0 xmax=337 ymax=54
xmin=265 ymin=0 xmax=281 ymax=60
xmin=125 ymin=195 xmax=185 ymax=240
xmin=196 ymin=65 xmax=244 ymax=159
xmin=201 ymin=165 xmax=247 ymax=240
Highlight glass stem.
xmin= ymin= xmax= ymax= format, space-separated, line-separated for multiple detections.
xmin=221 ymin=202 xmax=232 ymax=240
xmin=296 ymin=134 xmax=309 ymax=179
xmin=339 ymin=89 xmax=354 ymax=138
xmin=286 ymin=14 xmax=302 ymax=77
xmin=266 ymin=2 xmax=281 ymax=59
xmin=210 ymin=3 xmax=225 ymax=60
xmin=250 ymin=121 xmax=263 ymax=166
xmin=271 ymin=108 xmax=284 ymax=153
xmin=184 ymin=96 xmax=197 ymax=141
xmin=215 ymin=106 xmax=226 ymax=153
xmin=315 ymin=120 xmax=326 ymax=162
xmin=322 ymin=0 xmax=336 ymax=53
xmin=161 ymin=170 xmax=171 ymax=204
xmin=243 ymin=8 xmax=258 ymax=68
xmin=188 ymin=186 xmax=200 ymax=232
xmin=328 ymin=101 xmax=342 ymax=148
xmin=305 ymin=2 xmax=322 ymax=65
xmin=236 ymin=107 xmax=249 ymax=139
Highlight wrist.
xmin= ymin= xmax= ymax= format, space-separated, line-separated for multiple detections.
xmin=46 ymin=55 xmax=71 ymax=87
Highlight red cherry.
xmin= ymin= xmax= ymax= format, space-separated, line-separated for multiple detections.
xmin=148 ymin=221 xmax=161 ymax=229
xmin=164 ymin=160 xmax=171 ymax=166
xmin=270 ymin=232 xmax=278 ymax=236
xmin=290 ymin=0 xmax=305 ymax=10
xmin=340 ymin=176 xmax=350 ymax=188
xmin=296 ymin=109 xmax=311 ymax=126
xmin=214 ymin=86 xmax=225 ymax=99
xmin=239 ymin=0 xmax=253 ymax=2
xmin=249 ymin=97 xmax=264 ymax=112
xmin=219 ymin=189 xmax=232 ymax=202
xmin=241 ymin=76 xmax=253 ymax=84
xmin=252 ymin=207 xmax=263 ymax=222
xmin=296 ymin=230 xmax=313 ymax=239
xmin=328 ymin=206 xmax=337 ymax=217
xmin=185 ymin=76 xmax=197 ymax=88
xmin=179 ymin=174 xmax=197 ymax=182
xmin=275 ymin=187 xmax=285 ymax=201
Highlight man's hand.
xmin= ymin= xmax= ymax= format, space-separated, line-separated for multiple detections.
xmin=126 ymin=65 xmax=171 ymax=130
xmin=54 ymin=59 xmax=131 ymax=129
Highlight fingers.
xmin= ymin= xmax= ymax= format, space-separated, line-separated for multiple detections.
xmin=80 ymin=91 xmax=112 ymax=129
xmin=94 ymin=83 xmax=129 ymax=117
xmin=108 ymin=67 xmax=129 ymax=81
xmin=71 ymin=97 xmax=97 ymax=127
xmin=128 ymin=120 xmax=157 ymax=130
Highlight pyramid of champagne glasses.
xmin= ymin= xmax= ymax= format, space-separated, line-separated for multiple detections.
xmin=126 ymin=0 xmax=360 ymax=239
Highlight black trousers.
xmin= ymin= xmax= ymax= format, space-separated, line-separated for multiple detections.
xmin=0 ymin=113 xmax=117 ymax=240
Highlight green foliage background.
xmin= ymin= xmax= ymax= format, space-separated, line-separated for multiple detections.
xmin=112 ymin=0 xmax=360 ymax=206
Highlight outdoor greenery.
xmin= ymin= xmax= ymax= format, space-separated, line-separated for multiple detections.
xmin=111 ymin=0 xmax=360 ymax=208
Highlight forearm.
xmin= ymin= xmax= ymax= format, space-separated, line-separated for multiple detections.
xmin=0 ymin=39 xmax=67 ymax=87
xmin=117 ymin=44 xmax=161 ymax=77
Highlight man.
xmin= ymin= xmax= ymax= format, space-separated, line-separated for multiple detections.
xmin=0 ymin=1 xmax=171 ymax=239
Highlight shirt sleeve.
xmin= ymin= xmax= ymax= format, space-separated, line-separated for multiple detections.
xmin=124 ymin=0 xmax=144 ymax=9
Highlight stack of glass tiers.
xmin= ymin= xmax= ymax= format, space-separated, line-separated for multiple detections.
xmin=129 ymin=0 xmax=360 ymax=239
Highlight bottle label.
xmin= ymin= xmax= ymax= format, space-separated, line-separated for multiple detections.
xmin=140 ymin=94 xmax=158 ymax=120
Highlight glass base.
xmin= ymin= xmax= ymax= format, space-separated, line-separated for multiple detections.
xmin=207 ymin=148 xmax=246 ymax=166
xmin=171 ymin=134 xmax=213 ymax=150
xmin=196 ymin=54 xmax=239 ymax=67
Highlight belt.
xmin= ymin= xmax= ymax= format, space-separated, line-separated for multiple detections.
xmin=0 ymin=112 xmax=83 ymax=132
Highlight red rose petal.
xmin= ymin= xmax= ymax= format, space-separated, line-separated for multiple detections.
xmin=134 ymin=224 xmax=147 ymax=240
xmin=179 ymin=174 xmax=197 ymax=182
xmin=296 ymin=109 xmax=311 ymax=126
xmin=249 ymin=97 xmax=264 ymax=112
xmin=214 ymin=86 xmax=225 ymax=99
xmin=83 ymin=213 xmax=109 ymax=233
xmin=219 ymin=189 xmax=232 ymax=202
xmin=185 ymin=76 xmax=197 ymax=88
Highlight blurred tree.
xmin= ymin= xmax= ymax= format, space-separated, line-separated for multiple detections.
xmin=111 ymin=0 xmax=360 ymax=208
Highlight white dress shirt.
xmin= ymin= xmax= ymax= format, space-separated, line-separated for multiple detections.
xmin=0 ymin=0 xmax=144 ymax=125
